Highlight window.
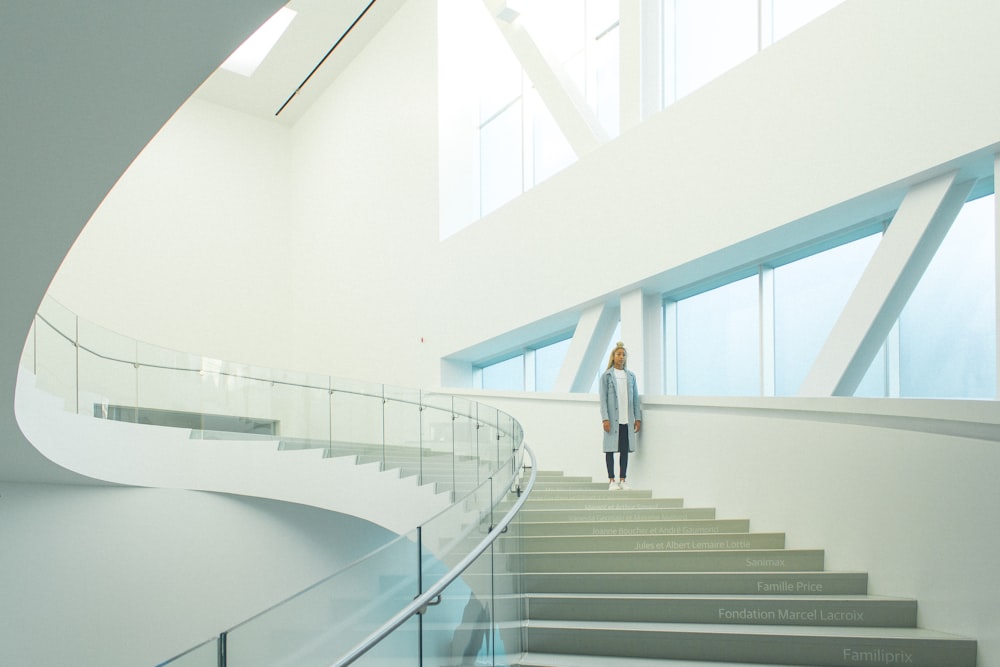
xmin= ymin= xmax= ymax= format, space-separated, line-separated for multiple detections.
xmin=535 ymin=338 xmax=572 ymax=392
xmin=676 ymin=275 xmax=759 ymax=395
xmin=899 ymin=195 xmax=996 ymax=398
xmin=477 ymin=335 xmax=573 ymax=392
xmin=773 ymin=233 xmax=881 ymax=396
xmin=480 ymin=356 xmax=524 ymax=391
xmin=670 ymin=0 xmax=758 ymax=101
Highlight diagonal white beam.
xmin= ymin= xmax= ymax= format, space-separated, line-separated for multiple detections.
xmin=554 ymin=302 xmax=620 ymax=393
xmin=485 ymin=2 xmax=607 ymax=156
xmin=799 ymin=171 xmax=975 ymax=396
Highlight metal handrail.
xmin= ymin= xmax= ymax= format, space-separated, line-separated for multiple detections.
xmin=330 ymin=444 xmax=537 ymax=667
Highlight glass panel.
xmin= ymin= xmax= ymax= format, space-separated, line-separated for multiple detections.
xmin=491 ymin=492 xmax=525 ymax=661
xmin=773 ymin=234 xmax=881 ymax=396
xmin=677 ymin=275 xmax=759 ymax=395
xmin=260 ymin=367 xmax=330 ymax=444
xmin=526 ymin=87 xmax=575 ymax=187
xmin=480 ymin=100 xmax=523 ymax=217
xmin=477 ymin=405 xmax=503 ymax=472
xmin=481 ymin=355 xmax=524 ymax=391
xmin=19 ymin=317 xmax=36 ymax=375
xmin=900 ymin=195 xmax=996 ymax=398
xmin=330 ymin=377 xmax=384 ymax=461
xmin=534 ymin=337 xmax=571 ymax=392
xmin=674 ymin=0 xmax=758 ymax=99
xmin=590 ymin=321 xmax=622 ymax=393
xmin=478 ymin=17 xmax=522 ymax=124
xmin=772 ymin=0 xmax=843 ymax=42
xmin=32 ymin=298 xmax=78 ymax=407
xmin=419 ymin=470 xmax=506 ymax=666
xmin=225 ymin=533 xmax=418 ymax=667
xmin=383 ymin=385 xmax=424 ymax=481
xmin=452 ymin=396 xmax=484 ymax=498
xmin=519 ymin=0 xmax=584 ymax=65
xmin=421 ymin=392 xmax=457 ymax=496
xmin=156 ymin=636 xmax=217 ymax=667
xmin=78 ymin=317 xmax=137 ymax=419
xmin=855 ymin=344 xmax=888 ymax=398
xmin=590 ymin=24 xmax=620 ymax=138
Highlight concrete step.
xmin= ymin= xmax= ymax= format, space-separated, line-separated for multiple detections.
xmin=519 ymin=532 xmax=786 ymax=553
xmin=517 ymin=507 xmax=717 ymax=523
xmin=525 ymin=621 xmax=977 ymax=667
xmin=521 ymin=518 xmax=748 ymax=536
xmin=514 ymin=497 xmax=686 ymax=510
xmin=526 ymin=593 xmax=917 ymax=627
xmin=528 ymin=488 xmax=654 ymax=499
xmin=522 ymin=571 xmax=869 ymax=596
xmin=517 ymin=549 xmax=824 ymax=573
xmin=517 ymin=655 xmax=815 ymax=667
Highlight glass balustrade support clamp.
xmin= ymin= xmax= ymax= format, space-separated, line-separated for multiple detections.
xmin=414 ymin=594 xmax=442 ymax=615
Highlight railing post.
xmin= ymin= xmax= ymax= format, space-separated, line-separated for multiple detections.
xmin=217 ymin=631 xmax=227 ymax=667
xmin=416 ymin=525 xmax=423 ymax=667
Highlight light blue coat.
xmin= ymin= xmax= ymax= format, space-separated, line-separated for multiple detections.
xmin=599 ymin=366 xmax=642 ymax=453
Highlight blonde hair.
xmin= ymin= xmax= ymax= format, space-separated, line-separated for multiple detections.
xmin=606 ymin=341 xmax=627 ymax=369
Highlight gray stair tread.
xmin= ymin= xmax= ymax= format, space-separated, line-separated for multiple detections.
xmin=518 ymin=654 xmax=813 ymax=667
xmin=527 ymin=593 xmax=910 ymax=602
xmin=526 ymin=619 xmax=973 ymax=639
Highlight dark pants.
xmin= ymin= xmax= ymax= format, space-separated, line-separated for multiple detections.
xmin=605 ymin=424 xmax=630 ymax=479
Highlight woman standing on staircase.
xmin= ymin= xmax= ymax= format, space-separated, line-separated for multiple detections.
xmin=599 ymin=341 xmax=642 ymax=491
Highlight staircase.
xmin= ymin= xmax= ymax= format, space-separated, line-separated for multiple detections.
xmin=515 ymin=470 xmax=977 ymax=667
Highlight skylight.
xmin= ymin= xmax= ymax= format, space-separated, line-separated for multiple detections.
xmin=221 ymin=7 xmax=297 ymax=77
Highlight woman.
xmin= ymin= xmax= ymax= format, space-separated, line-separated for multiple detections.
xmin=599 ymin=341 xmax=642 ymax=491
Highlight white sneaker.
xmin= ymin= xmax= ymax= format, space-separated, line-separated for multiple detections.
xmin=619 ymin=480 xmax=630 ymax=490
xmin=608 ymin=481 xmax=620 ymax=491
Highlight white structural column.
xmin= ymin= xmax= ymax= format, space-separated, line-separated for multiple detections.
xmin=554 ymin=302 xmax=620 ymax=393
xmin=619 ymin=0 xmax=663 ymax=132
xmin=619 ymin=288 xmax=663 ymax=393
xmin=799 ymin=171 xmax=975 ymax=396
xmin=485 ymin=1 xmax=607 ymax=156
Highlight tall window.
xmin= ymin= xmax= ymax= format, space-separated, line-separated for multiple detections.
xmin=676 ymin=275 xmax=759 ymax=395
xmin=773 ymin=233 xmax=882 ymax=396
xmin=899 ymin=195 xmax=996 ymax=398
xmin=480 ymin=355 xmax=524 ymax=391
xmin=662 ymin=0 xmax=844 ymax=109
xmin=668 ymin=0 xmax=758 ymax=102
xmin=478 ymin=335 xmax=573 ymax=392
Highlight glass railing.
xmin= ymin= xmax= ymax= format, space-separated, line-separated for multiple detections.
xmin=20 ymin=296 xmax=524 ymax=501
xmin=17 ymin=295 xmax=533 ymax=665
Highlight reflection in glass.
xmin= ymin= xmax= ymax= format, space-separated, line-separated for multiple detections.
xmin=677 ymin=275 xmax=759 ymax=395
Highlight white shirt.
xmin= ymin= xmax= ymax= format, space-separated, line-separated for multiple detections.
xmin=614 ymin=368 xmax=628 ymax=424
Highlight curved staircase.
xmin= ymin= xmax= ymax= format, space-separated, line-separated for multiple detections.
xmin=514 ymin=470 xmax=977 ymax=667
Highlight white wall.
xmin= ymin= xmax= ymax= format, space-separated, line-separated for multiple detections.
xmin=455 ymin=390 xmax=1000 ymax=665
xmin=45 ymin=1 xmax=1000 ymax=392
xmin=0 ymin=482 xmax=396 ymax=667
xmin=48 ymin=97 xmax=294 ymax=372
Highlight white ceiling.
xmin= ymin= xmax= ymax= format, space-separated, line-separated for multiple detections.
xmin=193 ymin=0 xmax=407 ymax=125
